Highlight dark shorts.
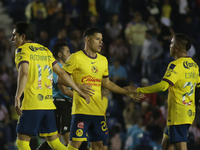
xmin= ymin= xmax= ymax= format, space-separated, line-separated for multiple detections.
xmin=164 ymin=124 xmax=191 ymax=143
xmin=16 ymin=110 xmax=57 ymax=137
xmin=54 ymin=98 xmax=72 ymax=134
xmin=70 ymin=114 xmax=108 ymax=142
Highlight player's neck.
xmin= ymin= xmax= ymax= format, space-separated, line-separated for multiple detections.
xmin=57 ymin=59 xmax=64 ymax=66
xmin=23 ymin=40 xmax=33 ymax=44
xmin=176 ymin=52 xmax=188 ymax=60
xmin=84 ymin=49 xmax=97 ymax=58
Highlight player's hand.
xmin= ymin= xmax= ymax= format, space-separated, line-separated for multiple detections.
xmin=15 ymin=96 xmax=22 ymax=116
xmin=78 ymin=91 xmax=90 ymax=104
xmin=126 ymin=91 xmax=145 ymax=102
xmin=123 ymin=86 xmax=137 ymax=92
xmin=78 ymin=84 xmax=95 ymax=96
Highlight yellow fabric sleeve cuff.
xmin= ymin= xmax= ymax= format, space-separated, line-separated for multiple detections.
xmin=137 ymin=80 xmax=169 ymax=93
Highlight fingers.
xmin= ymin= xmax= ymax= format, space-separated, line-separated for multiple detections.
xmin=80 ymin=84 xmax=95 ymax=96
xmin=15 ymin=107 xmax=22 ymax=116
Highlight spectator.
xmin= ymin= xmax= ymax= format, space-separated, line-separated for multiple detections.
xmin=49 ymin=11 xmax=65 ymax=38
xmin=65 ymin=0 xmax=81 ymax=28
xmin=46 ymin=0 xmax=63 ymax=17
xmin=161 ymin=0 xmax=172 ymax=19
xmin=109 ymin=59 xmax=127 ymax=83
xmin=108 ymin=37 xmax=128 ymax=65
xmin=141 ymin=30 xmax=163 ymax=83
xmin=123 ymin=100 xmax=138 ymax=130
xmin=146 ymin=0 xmax=162 ymax=22
xmin=140 ymin=78 xmax=157 ymax=107
xmin=25 ymin=0 xmax=48 ymax=37
xmin=105 ymin=14 xmax=123 ymax=44
xmin=187 ymin=44 xmax=196 ymax=58
xmin=35 ymin=30 xmax=50 ymax=47
xmin=125 ymin=115 xmax=145 ymax=150
xmin=0 ymin=128 xmax=7 ymax=150
xmin=177 ymin=15 xmax=199 ymax=43
xmin=146 ymin=15 xmax=160 ymax=37
xmin=48 ymin=28 xmax=74 ymax=53
xmin=0 ymin=28 xmax=14 ymax=68
xmin=188 ymin=119 xmax=200 ymax=143
xmin=70 ymin=29 xmax=84 ymax=52
xmin=157 ymin=17 xmax=174 ymax=52
xmin=125 ymin=11 xmax=147 ymax=66
xmin=85 ymin=14 xmax=103 ymax=31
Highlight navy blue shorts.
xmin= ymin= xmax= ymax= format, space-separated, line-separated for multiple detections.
xmin=70 ymin=114 xmax=108 ymax=142
xmin=164 ymin=124 xmax=190 ymax=143
xmin=16 ymin=110 xmax=58 ymax=137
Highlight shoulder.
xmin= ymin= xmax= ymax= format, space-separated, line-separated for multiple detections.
xmin=15 ymin=44 xmax=30 ymax=55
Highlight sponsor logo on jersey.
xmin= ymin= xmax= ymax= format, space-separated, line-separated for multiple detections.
xmin=76 ymin=129 xmax=83 ymax=137
xmin=29 ymin=46 xmax=47 ymax=52
xmin=91 ymin=62 xmax=96 ymax=64
xmin=77 ymin=122 xmax=84 ymax=129
xmin=81 ymin=75 xmax=101 ymax=86
xmin=188 ymin=109 xmax=192 ymax=117
xmin=45 ymin=95 xmax=53 ymax=99
xmin=81 ymin=75 xmax=101 ymax=83
xmin=183 ymin=61 xmax=197 ymax=69
xmin=37 ymin=94 xmax=44 ymax=101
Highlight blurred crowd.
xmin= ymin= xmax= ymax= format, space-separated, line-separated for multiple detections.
xmin=1 ymin=0 xmax=200 ymax=150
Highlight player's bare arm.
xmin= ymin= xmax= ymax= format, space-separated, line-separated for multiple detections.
xmin=57 ymin=84 xmax=73 ymax=98
xmin=102 ymin=77 xmax=144 ymax=101
xmin=53 ymin=63 xmax=90 ymax=104
xmin=75 ymin=83 xmax=95 ymax=96
xmin=15 ymin=63 xmax=29 ymax=116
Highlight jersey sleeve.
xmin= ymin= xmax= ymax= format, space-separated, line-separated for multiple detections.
xmin=162 ymin=62 xmax=181 ymax=86
xmin=62 ymin=53 xmax=77 ymax=75
xmin=196 ymin=73 xmax=200 ymax=88
xmin=15 ymin=47 xmax=30 ymax=69
xmin=103 ymin=58 xmax=109 ymax=78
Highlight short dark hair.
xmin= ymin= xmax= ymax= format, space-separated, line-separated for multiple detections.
xmin=83 ymin=27 xmax=101 ymax=39
xmin=174 ymin=33 xmax=191 ymax=51
xmin=14 ymin=22 xmax=34 ymax=41
xmin=52 ymin=42 xmax=68 ymax=58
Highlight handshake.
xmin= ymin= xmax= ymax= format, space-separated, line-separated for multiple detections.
xmin=123 ymin=86 xmax=145 ymax=102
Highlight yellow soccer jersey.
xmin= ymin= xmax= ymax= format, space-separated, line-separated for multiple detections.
xmin=102 ymin=96 xmax=108 ymax=113
xmin=62 ymin=50 xmax=109 ymax=116
xmin=162 ymin=57 xmax=200 ymax=125
xmin=15 ymin=43 xmax=57 ymax=110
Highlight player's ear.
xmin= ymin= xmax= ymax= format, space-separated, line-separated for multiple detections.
xmin=58 ymin=52 xmax=62 ymax=58
xmin=86 ymin=37 xmax=90 ymax=45
xmin=21 ymin=34 xmax=26 ymax=41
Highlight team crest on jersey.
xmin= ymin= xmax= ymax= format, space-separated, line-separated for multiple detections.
xmin=91 ymin=65 xmax=98 ymax=75
xmin=76 ymin=129 xmax=83 ymax=137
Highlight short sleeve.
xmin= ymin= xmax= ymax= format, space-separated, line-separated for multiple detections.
xmin=62 ymin=53 xmax=77 ymax=75
xmin=197 ymin=74 xmax=200 ymax=88
xmin=162 ymin=62 xmax=181 ymax=86
xmin=47 ymin=48 xmax=57 ymax=66
xmin=103 ymin=58 xmax=109 ymax=78
xmin=15 ymin=48 xmax=30 ymax=69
